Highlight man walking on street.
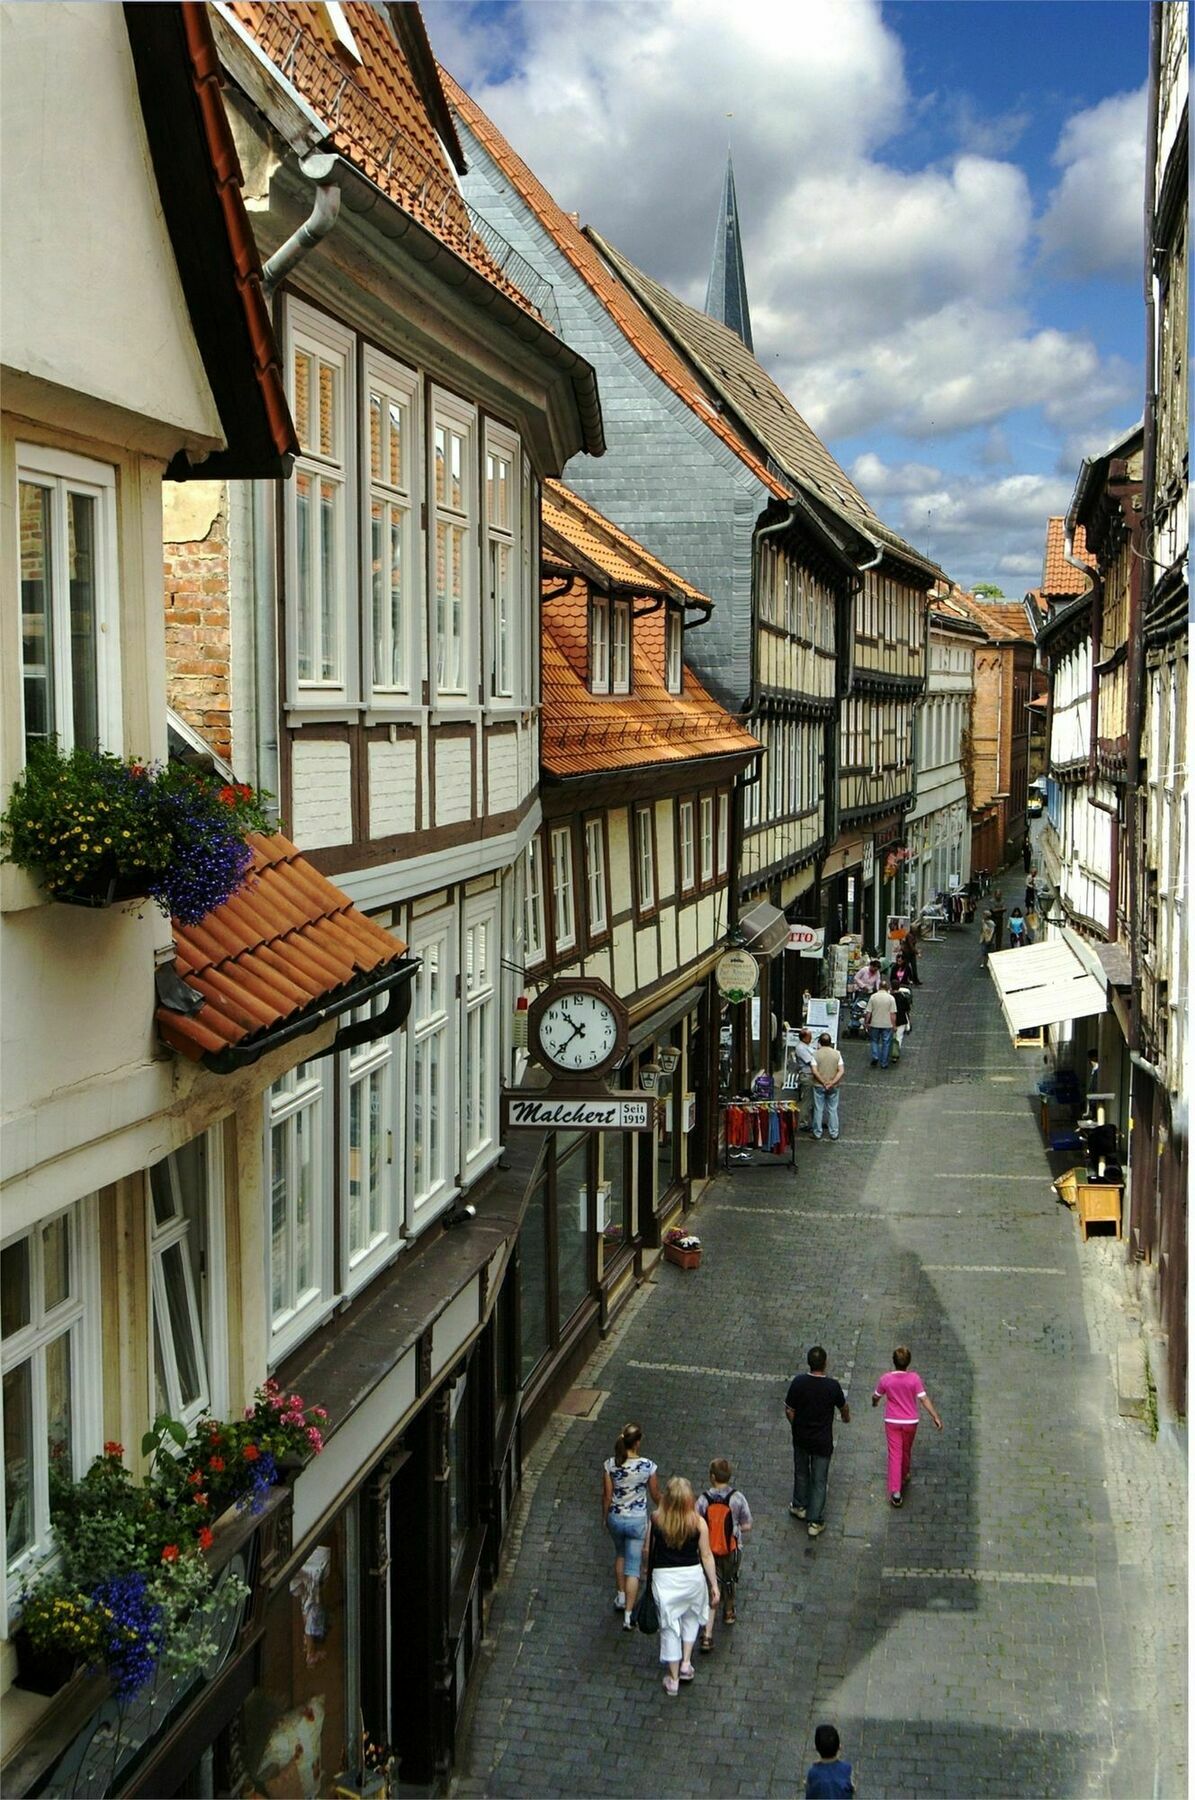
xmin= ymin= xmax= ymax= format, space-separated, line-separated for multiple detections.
xmin=785 ymin=1346 xmax=850 ymax=1537
xmin=810 ymin=1033 xmax=844 ymax=1141
xmin=863 ymin=980 xmax=898 ymax=1069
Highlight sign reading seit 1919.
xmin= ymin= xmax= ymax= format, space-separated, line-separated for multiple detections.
xmin=501 ymin=1092 xmax=655 ymax=1132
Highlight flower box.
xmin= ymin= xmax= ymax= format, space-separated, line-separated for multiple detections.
xmin=11 ymin=1629 xmax=78 ymax=1698
xmin=51 ymin=871 xmax=151 ymax=910
xmin=662 ymin=1241 xmax=702 ymax=1272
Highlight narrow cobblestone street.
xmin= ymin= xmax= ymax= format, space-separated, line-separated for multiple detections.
xmin=453 ymin=917 xmax=1186 ymax=1800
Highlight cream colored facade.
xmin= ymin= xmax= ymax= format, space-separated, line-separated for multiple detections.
xmin=905 ymin=615 xmax=977 ymax=913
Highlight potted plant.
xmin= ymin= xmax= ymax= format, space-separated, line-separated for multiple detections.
xmin=662 ymin=1227 xmax=702 ymax=1271
xmin=12 ymin=1395 xmax=326 ymax=1702
xmin=0 ymin=741 xmax=273 ymax=925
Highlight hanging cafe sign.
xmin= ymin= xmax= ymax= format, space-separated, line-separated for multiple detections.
xmin=501 ymin=1091 xmax=656 ymax=1132
xmin=715 ymin=948 xmax=760 ymax=1004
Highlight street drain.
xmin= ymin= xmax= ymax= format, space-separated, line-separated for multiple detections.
xmin=556 ymin=1387 xmax=607 ymax=1419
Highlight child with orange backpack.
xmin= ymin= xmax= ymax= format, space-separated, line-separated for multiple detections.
xmin=694 ymin=1457 xmax=752 ymax=1650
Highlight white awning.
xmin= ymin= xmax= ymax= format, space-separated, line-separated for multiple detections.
xmin=988 ymin=939 xmax=1108 ymax=1036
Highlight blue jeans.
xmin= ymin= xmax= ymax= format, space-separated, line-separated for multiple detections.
xmin=812 ymin=1086 xmax=839 ymax=1139
xmin=870 ymin=1026 xmax=893 ymax=1067
xmin=792 ymin=1445 xmax=831 ymax=1524
xmin=607 ymin=1512 xmax=647 ymax=1578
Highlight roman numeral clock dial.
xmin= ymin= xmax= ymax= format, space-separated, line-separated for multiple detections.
xmin=528 ymin=979 xmax=628 ymax=1081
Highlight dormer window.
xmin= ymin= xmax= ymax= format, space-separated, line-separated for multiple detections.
xmin=665 ymin=608 xmax=683 ymax=693
xmin=590 ymin=596 xmax=610 ymax=693
xmin=611 ymin=599 xmax=631 ymax=694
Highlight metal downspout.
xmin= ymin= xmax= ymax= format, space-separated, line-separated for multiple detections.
xmin=262 ymin=153 xmax=343 ymax=295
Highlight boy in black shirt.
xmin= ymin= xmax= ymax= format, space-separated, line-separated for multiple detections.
xmin=785 ymin=1346 xmax=850 ymax=1537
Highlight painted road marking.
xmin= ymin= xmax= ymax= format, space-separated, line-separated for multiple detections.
xmin=627 ymin=1359 xmax=779 ymax=1384
xmin=932 ymin=1172 xmax=1051 ymax=1181
xmin=883 ymin=1567 xmax=1096 ymax=1589
xmin=923 ymin=1264 xmax=1064 ymax=1275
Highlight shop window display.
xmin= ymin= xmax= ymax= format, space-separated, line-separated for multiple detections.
xmin=555 ymin=1131 xmax=590 ymax=1326
xmin=519 ymin=1169 xmax=550 ymax=1381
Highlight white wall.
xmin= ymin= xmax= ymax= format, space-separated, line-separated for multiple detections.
xmin=0 ymin=3 xmax=221 ymax=451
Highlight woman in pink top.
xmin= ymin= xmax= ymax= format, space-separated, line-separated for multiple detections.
xmin=872 ymin=1346 xmax=943 ymax=1506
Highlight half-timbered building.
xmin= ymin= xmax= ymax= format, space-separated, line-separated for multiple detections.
xmin=158 ymin=5 xmax=604 ymax=1787
xmin=513 ymin=483 xmax=757 ymax=1432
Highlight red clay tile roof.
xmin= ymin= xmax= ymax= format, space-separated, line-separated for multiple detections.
xmin=540 ymin=494 xmax=758 ymax=779
xmin=227 ymin=5 xmax=538 ymax=319
xmin=542 ymin=481 xmax=709 ymax=605
xmin=1042 ymin=517 xmax=1096 ymax=597
xmin=157 ymin=832 xmax=407 ymax=1063
xmin=950 ymin=589 xmax=1037 ymax=642
xmin=440 ymin=70 xmax=790 ymax=503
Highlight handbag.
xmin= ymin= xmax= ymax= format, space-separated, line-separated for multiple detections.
xmin=632 ymin=1527 xmax=659 ymax=1633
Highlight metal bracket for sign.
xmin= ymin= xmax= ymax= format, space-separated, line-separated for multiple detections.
xmin=501 ymin=1089 xmax=657 ymax=1133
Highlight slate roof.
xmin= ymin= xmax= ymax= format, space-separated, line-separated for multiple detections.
xmin=704 ymin=153 xmax=754 ymax=352
xmin=439 ymin=69 xmax=790 ymax=504
xmin=157 ymin=833 xmax=408 ymax=1063
xmin=539 ymin=487 xmax=757 ymax=780
xmin=227 ymin=4 xmax=539 ymax=320
xmin=588 ymin=229 xmax=939 ymax=580
xmin=1042 ymin=517 xmax=1096 ymax=597
xmin=542 ymin=481 xmax=709 ymax=605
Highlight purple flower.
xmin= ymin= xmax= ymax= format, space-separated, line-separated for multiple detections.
xmin=235 ymin=1448 xmax=278 ymax=1516
xmin=89 ymin=1572 xmax=165 ymax=1699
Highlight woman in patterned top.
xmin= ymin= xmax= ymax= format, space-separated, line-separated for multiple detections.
xmin=602 ymin=1423 xmax=660 ymax=1629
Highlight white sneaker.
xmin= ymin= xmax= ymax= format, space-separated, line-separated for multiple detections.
xmin=614 ymin=1590 xmax=626 ymax=1610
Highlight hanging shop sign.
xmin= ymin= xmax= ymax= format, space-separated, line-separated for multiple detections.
xmin=784 ymin=923 xmax=826 ymax=955
xmin=715 ymin=948 xmax=760 ymax=1004
xmin=501 ymin=1091 xmax=655 ymax=1132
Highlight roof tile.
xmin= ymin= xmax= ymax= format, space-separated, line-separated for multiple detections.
xmin=157 ymin=833 xmax=407 ymax=1063
xmin=1042 ymin=517 xmax=1096 ymax=596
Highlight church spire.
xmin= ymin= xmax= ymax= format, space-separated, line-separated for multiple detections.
xmin=704 ymin=151 xmax=753 ymax=352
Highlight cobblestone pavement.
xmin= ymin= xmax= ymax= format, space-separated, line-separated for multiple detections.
xmin=453 ymin=915 xmax=1187 ymax=1800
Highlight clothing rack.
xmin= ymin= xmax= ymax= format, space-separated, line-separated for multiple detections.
xmin=720 ymin=1100 xmax=799 ymax=1171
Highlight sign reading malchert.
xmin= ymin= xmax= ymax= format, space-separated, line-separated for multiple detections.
xmin=502 ymin=1092 xmax=654 ymax=1132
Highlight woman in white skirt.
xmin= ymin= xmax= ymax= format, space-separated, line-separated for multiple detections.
xmin=645 ymin=1478 xmax=720 ymax=1695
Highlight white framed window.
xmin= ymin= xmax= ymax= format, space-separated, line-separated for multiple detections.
xmin=462 ymin=897 xmax=499 ymax=1179
xmin=343 ymin=1008 xmax=399 ymax=1287
xmin=585 ymin=817 xmax=608 ymax=936
xmin=524 ymin=836 xmax=547 ymax=967
xmin=17 ymin=446 xmax=119 ymax=755
xmin=148 ymin=1131 xmax=228 ymax=1431
xmin=635 ymin=805 xmax=656 ymax=913
xmin=717 ymin=791 xmax=731 ymax=878
xmin=589 ymin=596 xmax=611 ymax=694
xmin=678 ymin=800 xmax=696 ymax=893
xmin=431 ymin=390 xmax=477 ymax=699
xmin=485 ymin=423 xmax=519 ymax=701
xmin=700 ymin=795 xmax=715 ymax=885
xmin=611 ymin=600 xmax=631 ymax=694
xmin=266 ymin=1061 xmax=332 ymax=1358
xmin=550 ymin=824 xmax=576 ymax=951
xmin=521 ymin=455 xmax=538 ymax=709
xmin=2 ymin=1198 xmax=101 ymax=1612
xmin=665 ymin=608 xmax=683 ymax=693
xmin=364 ymin=348 xmax=419 ymax=699
xmin=409 ymin=912 xmax=455 ymax=1221
xmin=286 ymin=300 xmax=355 ymax=696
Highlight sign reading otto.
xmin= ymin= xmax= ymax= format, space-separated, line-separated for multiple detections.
xmin=784 ymin=923 xmax=826 ymax=955
xmin=501 ymin=1092 xmax=655 ymax=1132
xmin=715 ymin=948 xmax=759 ymax=1004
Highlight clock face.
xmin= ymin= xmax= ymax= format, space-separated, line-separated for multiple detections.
xmin=536 ymin=990 xmax=621 ymax=1074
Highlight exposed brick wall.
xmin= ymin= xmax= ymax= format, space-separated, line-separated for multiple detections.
xmin=163 ymin=483 xmax=231 ymax=762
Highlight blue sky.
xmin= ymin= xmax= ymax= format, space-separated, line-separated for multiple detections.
xmin=425 ymin=0 xmax=1149 ymax=592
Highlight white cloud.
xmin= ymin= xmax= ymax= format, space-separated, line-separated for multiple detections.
xmin=848 ymin=455 xmax=1071 ymax=591
xmin=1039 ymin=87 xmax=1147 ymax=278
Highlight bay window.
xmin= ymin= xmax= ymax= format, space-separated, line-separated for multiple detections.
xmin=550 ymin=825 xmax=575 ymax=952
xmin=524 ymin=836 xmax=547 ymax=967
xmin=365 ymin=349 xmax=418 ymax=697
xmin=288 ymin=304 xmax=354 ymax=692
xmin=665 ymin=609 xmax=683 ymax=693
xmin=589 ymin=596 xmax=610 ymax=693
xmin=3 ymin=1199 xmax=99 ymax=1604
xmin=267 ymin=1061 xmax=331 ymax=1357
xmin=462 ymin=898 xmax=499 ymax=1178
xmin=18 ymin=447 xmax=118 ymax=754
xmin=485 ymin=424 xmax=519 ymax=700
xmin=410 ymin=913 xmax=455 ymax=1219
xmin=431 ymin=391 xmax=476 ymax=699
xmin=584 ymin=817 xmax=608 ymax=937
xmin=149 ymin=1133 xmax=226 ymax=1430
xmin=345 ymin=1010 xmax=398 ymax=1284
